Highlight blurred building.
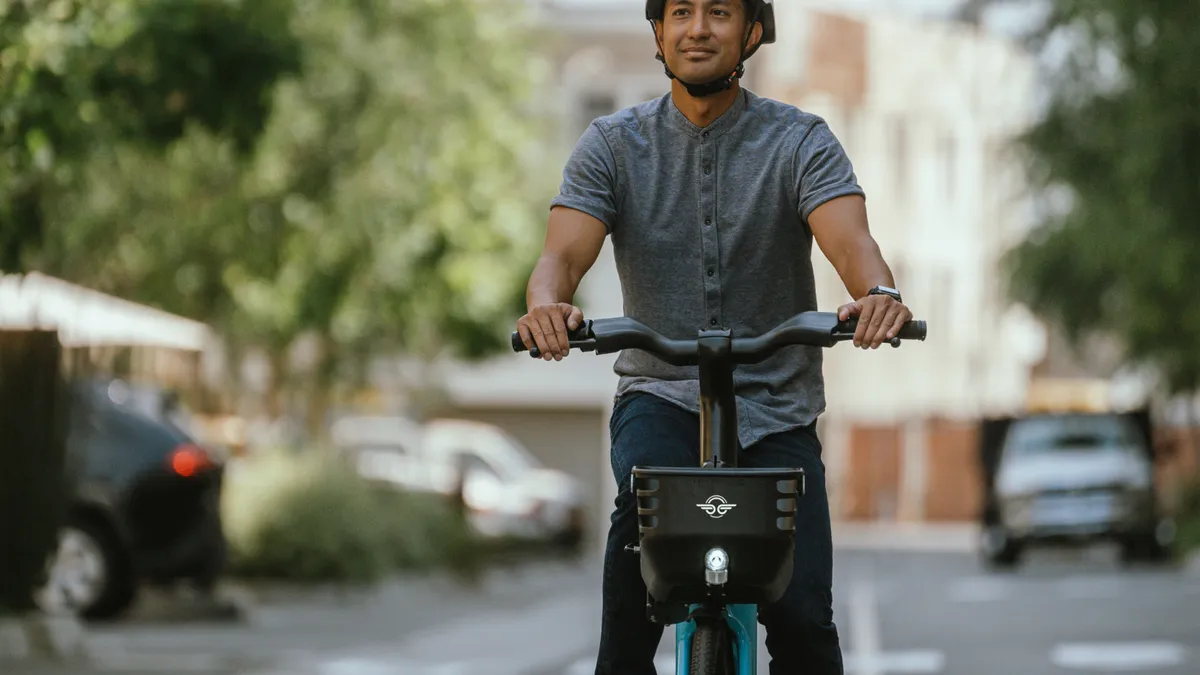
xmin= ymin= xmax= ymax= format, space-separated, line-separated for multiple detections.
xmin=429 ymin=0 xmax=1045 ymax=546
xmin=757 ymin=3 xmax=1045 ymax=522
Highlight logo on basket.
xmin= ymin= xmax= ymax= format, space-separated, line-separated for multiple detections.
xmin=697 ymin=495 xmax=737 ymax=519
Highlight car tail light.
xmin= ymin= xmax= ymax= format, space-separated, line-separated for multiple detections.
xmin=170 ymin=444 xmax=213 ymax=477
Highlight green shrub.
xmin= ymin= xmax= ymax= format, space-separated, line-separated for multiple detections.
xmin=221 ymin=448 xmax=482 ymax=583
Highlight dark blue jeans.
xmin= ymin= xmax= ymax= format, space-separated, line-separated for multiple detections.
xmin=596 ymin=392 xmax=843 ymax=675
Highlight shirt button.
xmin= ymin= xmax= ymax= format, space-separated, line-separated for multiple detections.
xmin=704 ymin=164 xmax=711 ymax=175
xmin=707 ymin=268 xmax=715 ymax=277
xmin=710 ymin=317 xmax=718 ymax=325
xmin=705 ymin=217 xmax=712 ymax=225
xmin=702 ymin=131 xmax=710 ymax=138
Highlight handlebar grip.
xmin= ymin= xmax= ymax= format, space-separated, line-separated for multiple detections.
xmin=896 ymin=320 xmax=927 ymax=341
xmin=510 ymin=323 xmax=592 ymax=353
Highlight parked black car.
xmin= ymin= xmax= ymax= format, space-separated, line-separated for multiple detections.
xmin=37 ymin=378 xmax=227 ymax=620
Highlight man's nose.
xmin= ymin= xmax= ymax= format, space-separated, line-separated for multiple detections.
xmin=685 ymin=13 xmax=713 ymax=40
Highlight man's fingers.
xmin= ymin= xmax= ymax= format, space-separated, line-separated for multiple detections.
xmin=567 ymin=306 xmax=584 ymax=331
xmin=854 ymin=302 xmax=873 ymax=348
xmin=886 ymin=306 xmax=912 ymax=340
xmin=530 ymin=315 xmax=556 ymax=360
xmin=548 ymin=311 xmax=570 ymax=359
xmin=870 ymin=303 xmax=900 ymax=348
xmin=517 ymin=321 xmax=537 ymax=351
xmin=537 ymin=314 xmax=565 ymax=359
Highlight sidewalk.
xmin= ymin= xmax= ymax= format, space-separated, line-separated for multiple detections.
xmin=831 ymin=520 xmax=978 ymax=553
xmin=2 ymin=557 xmax=599 ymax=675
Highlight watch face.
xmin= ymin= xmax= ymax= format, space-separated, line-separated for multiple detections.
xmin=876 ymin=286 xmax=899 ymax=295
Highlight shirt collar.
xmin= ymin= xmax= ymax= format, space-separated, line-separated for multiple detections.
xmin=666 ymin=88 xmax=750 ymax=139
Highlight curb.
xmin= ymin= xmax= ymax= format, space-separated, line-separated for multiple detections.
xmin=831 ymin=522 xmax=978 ymax=553
xmin=0 ymin=614 xmax=88 ymax=664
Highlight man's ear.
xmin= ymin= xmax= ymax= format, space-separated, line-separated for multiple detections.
xmin=743 ymin=21 xmax=763 ymax=55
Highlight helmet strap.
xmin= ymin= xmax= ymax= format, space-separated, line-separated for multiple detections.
xmin=648 ymin=5 xmax=763 ymax=99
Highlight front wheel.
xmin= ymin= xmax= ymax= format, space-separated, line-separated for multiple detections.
xmin=690 ymin=617 xmax=735 ymax=675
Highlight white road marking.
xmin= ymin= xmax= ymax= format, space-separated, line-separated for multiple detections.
xmin=848 ymin=576 xmax=884 ymax=675
xmin=846 ymin=568 xmax=945 ymax=674
xmin=1051 ymin=642 xmax=1188 ymax=671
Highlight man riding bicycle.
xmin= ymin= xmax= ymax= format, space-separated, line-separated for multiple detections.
xmin=515 ymin=1 xmax=913 ymax=672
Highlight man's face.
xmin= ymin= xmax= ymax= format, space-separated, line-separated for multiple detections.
xmin=656 ymin=0 xmax=761 ymax=85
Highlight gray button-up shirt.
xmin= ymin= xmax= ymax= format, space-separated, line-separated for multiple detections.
xmin=550 ymin=89 xmax=865 ymax=449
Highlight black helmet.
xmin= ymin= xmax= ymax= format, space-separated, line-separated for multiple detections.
xmin=644 ymin=0 xmax=776 ymax=97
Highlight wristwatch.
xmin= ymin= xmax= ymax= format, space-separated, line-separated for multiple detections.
xmin=868 ymin=285 xmax=903 ymax=303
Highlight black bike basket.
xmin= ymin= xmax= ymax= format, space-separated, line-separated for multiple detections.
xmin=633 ymin=466 xmax=803 ymax=606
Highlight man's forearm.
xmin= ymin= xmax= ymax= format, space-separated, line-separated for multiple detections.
xmin=526 ymin=254 xmax=584 ymax=309
xmin=831 ymin=235 xmax=896 ymax=300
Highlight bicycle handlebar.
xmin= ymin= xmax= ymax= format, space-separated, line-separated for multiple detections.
xmin=511 ymin=311 xmax=926 ymax=366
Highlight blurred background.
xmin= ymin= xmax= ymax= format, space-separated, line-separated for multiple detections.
xmin=2 ymin=0 xmax=1199 ymax=673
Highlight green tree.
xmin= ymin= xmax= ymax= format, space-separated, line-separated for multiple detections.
xmin=997 ymin=0 xmax=1200 ymax=393
xmin=38 ymin=0 xmax=557 ymax=431
xmin=0 ymin=0 xmax=300 ymax=272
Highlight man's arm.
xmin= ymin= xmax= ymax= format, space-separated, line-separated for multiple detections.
xmin=810 ymin=195 xmax=910 ymax=348
xmin=518 ymin=121 xmax=617 ymax=360
xmin=519 ymin=208 xmax=607 ymax=358
xmin=795 ymin=120 xmax=912 ymax=349
xmin=810 ymin=195 xmax=894 ymax=300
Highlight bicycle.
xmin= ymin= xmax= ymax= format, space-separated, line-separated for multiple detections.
xmin=513 ymin=310 xmax=925 ymax=674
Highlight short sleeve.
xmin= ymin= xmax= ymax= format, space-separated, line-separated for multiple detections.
xmin=549 ymin=122 xmax=619 ymax=233
xmin=794 ymin=120 xmax=866 ymax=223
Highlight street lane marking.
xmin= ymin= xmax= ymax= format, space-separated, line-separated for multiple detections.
xmin=847 ymin=571 xmax=945 ymax=674
xmin=1051 ymin=642 xmax=1188 ymax=671
xmin=849 ymin=576 xmax=884 ymax=675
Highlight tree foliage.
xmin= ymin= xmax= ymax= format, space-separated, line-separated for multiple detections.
xmin=999 ymin=0 xmax=1200 ymax=392
xmin=17 ymin=0 xmax=556 ymax=425
xmin=0 ymin=0 xmax=300 ymax=271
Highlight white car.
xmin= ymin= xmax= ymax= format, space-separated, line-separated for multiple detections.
xmin=980 ymin=412 xmax=1172 ymax=567
xmin=330 ymin=416 xmax=585 ymax=547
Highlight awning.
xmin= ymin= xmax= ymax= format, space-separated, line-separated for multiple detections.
xmin=0 ymin=272 xmax=213 ymax=352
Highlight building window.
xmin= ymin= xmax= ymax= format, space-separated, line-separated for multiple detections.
xmin=578 ymin=93 xmax=616 ymax=135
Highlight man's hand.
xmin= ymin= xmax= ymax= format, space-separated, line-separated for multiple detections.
xmin=837 ymin=295 xmax=914 ymax=349
xmin=517 ymin=302 xmax=584 ymax=361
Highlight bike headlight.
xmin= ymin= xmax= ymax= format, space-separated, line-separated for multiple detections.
xmin=705 ymin=547 xmax=728 ymax=572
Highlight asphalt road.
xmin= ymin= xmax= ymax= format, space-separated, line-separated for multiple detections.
xmin=547 ymin=546 xmax=1200 ymax=675
xmin=5 ymin=540 xmax=1199 ymax=675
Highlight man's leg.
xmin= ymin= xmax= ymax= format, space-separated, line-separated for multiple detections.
xmin=596 ymin=392 xmax=701 ymax=675
xmin=743 ymin=423 xmax=844 ymax=675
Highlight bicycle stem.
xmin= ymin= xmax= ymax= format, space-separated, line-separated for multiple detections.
xmin=697 ymin=328 xmax=739 ymax=469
